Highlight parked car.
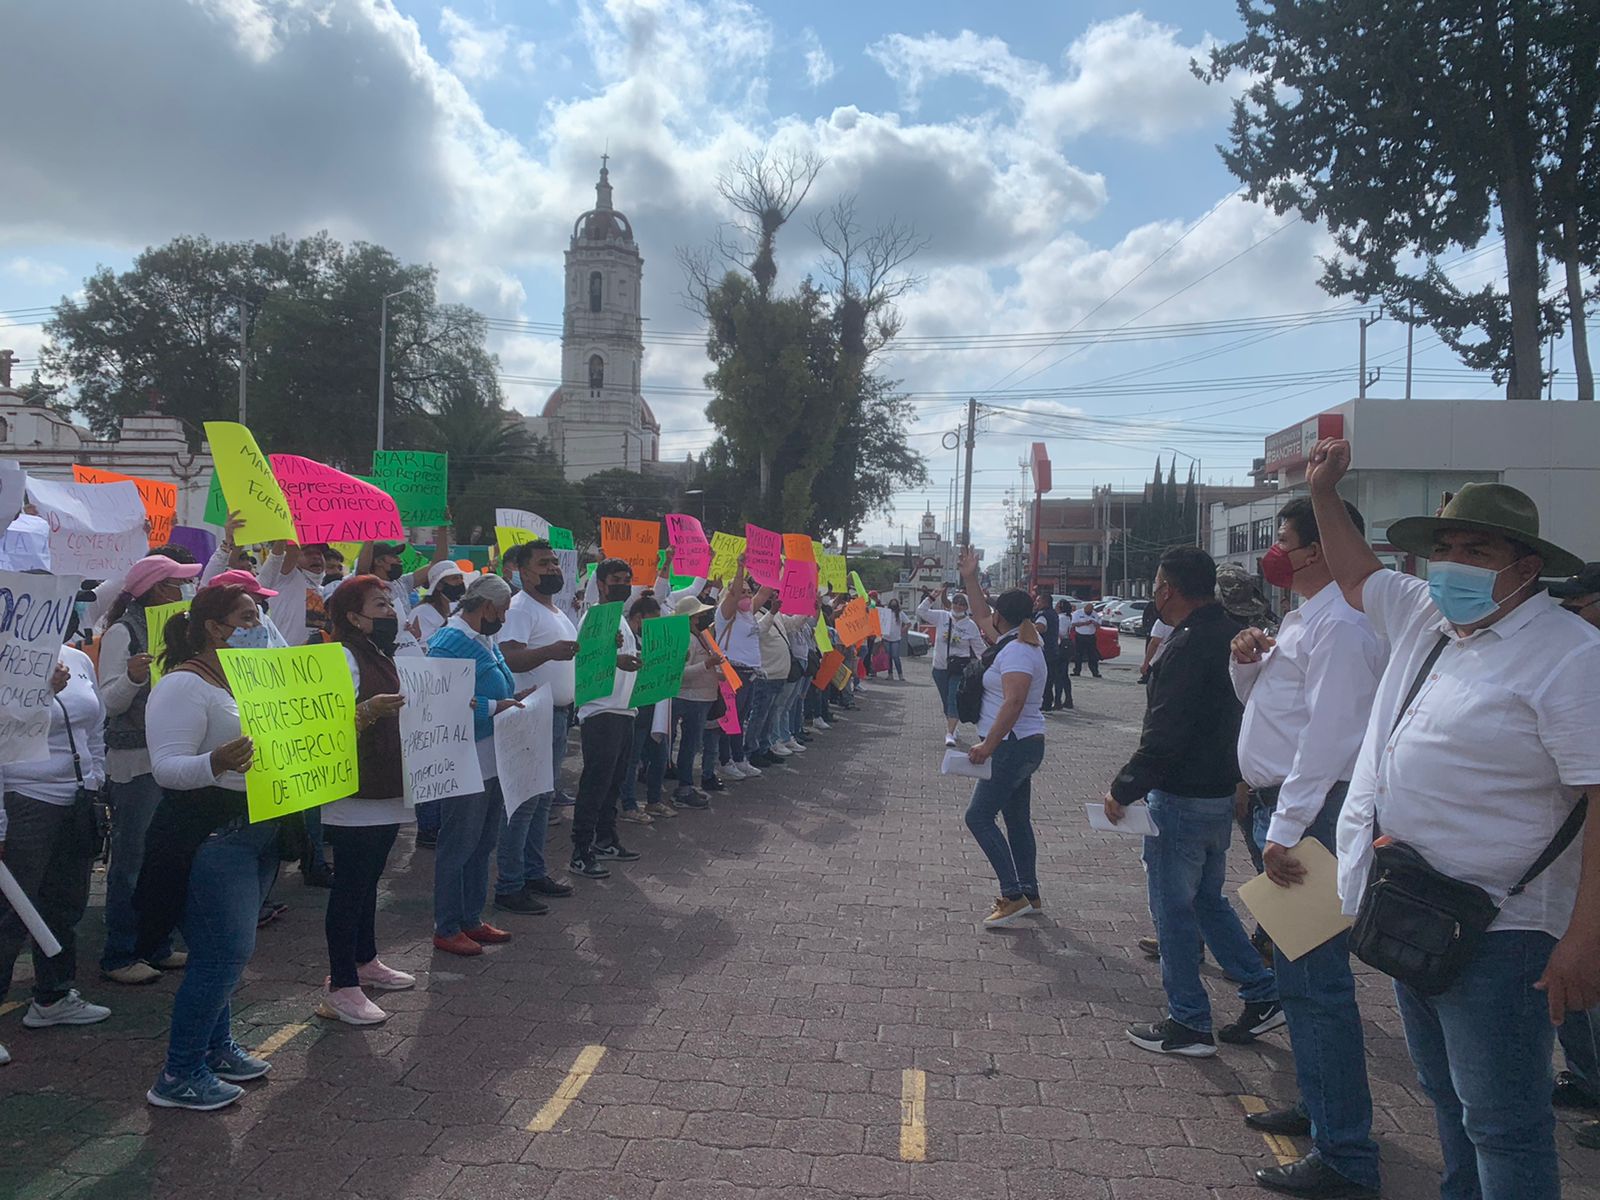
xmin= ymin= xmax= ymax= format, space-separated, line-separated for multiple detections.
xmin=1115 ymin=600 xmax=1151 ymax=635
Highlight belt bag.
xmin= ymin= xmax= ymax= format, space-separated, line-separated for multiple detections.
xmin=1350 ymin=633 xmax=1589 ymax=994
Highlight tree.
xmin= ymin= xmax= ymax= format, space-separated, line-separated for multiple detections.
xmin=581 ymin=468 xmax=681 ymax=535
xmin=1200 ymin=0 xmax=1596 ymax=399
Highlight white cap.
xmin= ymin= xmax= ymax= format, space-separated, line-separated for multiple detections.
xmin=427 ymin=561 xmax=465 ymax=590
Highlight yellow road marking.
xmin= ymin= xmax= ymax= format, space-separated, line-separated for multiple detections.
xmin=0 ymin=1002 xmax=22 ymax=1018
xmin=527 ymin=1044 xmax=607 ymax=1133
xmin=899 ymin=1068 xmax=927 ymax=1162
xmin=252 ymin=1022 xmax=310 ymax=1058
xmin=1239 ymin=1094 xmax=1300 ymax=1165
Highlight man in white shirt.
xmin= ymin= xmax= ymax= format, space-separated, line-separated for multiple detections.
xmin=1229 ymin=497 xmax=1385 ymax=1199
xmin=1310 ymin=439 xmax=1600 ymax=1200
xmin=1069 ymin=603 xmax=1102 ymax=678
xmin=493 ymin=541 xmax=579 ymax=911
xmin=257 ymin=541 xmax=329 ymax=647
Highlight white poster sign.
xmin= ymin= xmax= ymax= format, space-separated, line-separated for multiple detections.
xmin=26 ymin=478 xmax=146 ymax=579
xmin=553 ymin=548 xmax=580 ymax=625
xmin=0 ymin=513 xmax=51 ymax=573
xmin=395 ymin=656 xmax=483 ymax=806
xmin=0 ymin=460 xmax=25 ymax=528
xmin=495 ymin=508 xmax=550 ymax=539
xmin=0 ymin=569 xmax=84 ymax=763
xmin=493 ymin=685 xmax=554 ymax=818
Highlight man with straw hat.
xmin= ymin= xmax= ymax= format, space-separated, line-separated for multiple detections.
xmin=1307 ymin=437 xmax=1600 ymax=1200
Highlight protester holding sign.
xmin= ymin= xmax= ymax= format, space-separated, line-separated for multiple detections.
xmin=424 ymin=574 xmax=522 ymax=957
xmin=618 ymin=596 xmax=682 ymax=821
xmin=312 ymin=576 xmax=414 ymax=1025
xmin=141 ymin=584 xmax=276 ymax=1112
xmin=0 ymin=643 xmax=113 ymax=1067
xmin=670 ymin=596 xmax=724 ymax=808
xmin=413 ymin=560 xmax=466 ymax=646
xmin=95 ymin=555 xmax=202 ymax=986
xmin=714 ymin=563 xmax=774 ymax=781
xmin=492 ymin=541 xmax=580 ymax=914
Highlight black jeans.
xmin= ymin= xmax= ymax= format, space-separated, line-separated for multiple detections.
xmin=323 ymin=823 xmax=398 ymax=989
xmin=573 ymin=712 xmax=633 ymax=857
xmin=0 ymin=791 xmax=94 ymax=1005
xmin=1072 ymin=632 xmax=1100 ymax=676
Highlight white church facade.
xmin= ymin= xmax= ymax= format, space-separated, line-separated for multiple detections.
xmin=525 ymin=161 xmax=684 ymax=482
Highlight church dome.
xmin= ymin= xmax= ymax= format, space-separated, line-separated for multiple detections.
xmin=571 ymin=160 xmax=635 ymax=246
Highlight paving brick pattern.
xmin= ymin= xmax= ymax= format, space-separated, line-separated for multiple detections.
xmin=1 ymin=653 xmax=1596 ymax=1198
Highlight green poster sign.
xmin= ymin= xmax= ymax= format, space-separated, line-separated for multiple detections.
xmin=629 ymin=614 xmax=691 ymax=707
xmin=573 ymin=601 xmax=624 ymax=707
xmin=204 ymin=471 xmax=229 ymax=526
xmin=370 ymin=450 xmax=448 ymax=526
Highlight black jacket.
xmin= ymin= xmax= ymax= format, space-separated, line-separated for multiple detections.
xmin=1110 ymin=603 xmax=1243 ymax=804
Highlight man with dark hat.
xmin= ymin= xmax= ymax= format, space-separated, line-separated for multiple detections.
xmin=1308 ymin=439 xmax=1600 ymax=1200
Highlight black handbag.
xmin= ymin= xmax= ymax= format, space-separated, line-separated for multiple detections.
xmin=56 ymin=697 xmax=110 ymax=863
xmin=1350 ymin=634 xmax=1589 ymax=994
xmin=955 ymin=633 xmax=1013 ymax=726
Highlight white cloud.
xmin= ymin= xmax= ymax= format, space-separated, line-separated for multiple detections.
xmin=870 ymin=15 xmax=1233 ymax=143
xmin=5 ymin=257 xmax=69 ymax=287
xmin=440 ymin=6 xmax=510 ymax=82
xmin=801 ymin=27 xmax=835 ymax=87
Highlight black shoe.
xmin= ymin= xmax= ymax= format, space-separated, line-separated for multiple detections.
xmin=750 ymin=752 xmax=781 ymax=767
xmin=701 ymin=776 xmax=726 ymax=792
xmin=1126 ymin=1018 xmax=1215 ymax=1057
xmin=1244 ymin=1104 xmax=1312 ymax=1136
xmin=1554 ymin=1070 xmax=1600 ymax=1110
xmin=1220 ymin=1000 xmax=1287 ymax=1044
xmin=415 ymin=830 xmax=438 ymax=848
xmin=301 ymin=861 xmax=334 ymax=888
xmin=796 ymin=732 xmax=814 ymax=743
xmin=1041 ymin=703 xmax=1055 ymax=712
xmin=526 ymin=876 xmax=574 ymax=898
xmin=493 ymin=890 xmax=549 ymax=915
xmin=674 ymin=791 xmax=710 ymax=809
xmin=594 ymin=841 xmax=640 ymax=862
xmin=1254 ymin=1153 xmax=1377 ymax=1198
xmin=569 ymin=855 xmax=610 ymax=879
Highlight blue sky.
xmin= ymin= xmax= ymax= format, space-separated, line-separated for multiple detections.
xmin=2 ymin=1 xmax=1538 ymax=553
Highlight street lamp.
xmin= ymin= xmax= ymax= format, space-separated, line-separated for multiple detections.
xmin=1160 ymin=446 xmax=1204 ymax=548
xmin=377 ymin=286 xmax=416 ymax=452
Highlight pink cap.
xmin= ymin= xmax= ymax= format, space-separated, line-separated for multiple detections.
xmin=205 ymin=568 xmax=278 ymax=598
xmin=123 ymin=555 xmax=201 ymax=599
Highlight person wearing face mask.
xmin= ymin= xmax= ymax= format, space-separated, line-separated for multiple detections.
xmin=1308 ymin=440 xmax=1600 ymax=1200
xmin=714 ymin=561 xmax=777 ymax=780
xmin=425 ymin=574 xmax=528 ymax=956
xmin=257 ymin=541 xmax=330 ymax=647
xmin=491 ymin=542 xmax=579 ymax=913
xmin=96 ymin=555 xmax=203 ymax=986
xmin=916 ymin=587 xmax=986 ymax=748
xmin=878 ymin=597 xmax=906 ymax=681
xmin=360 ymin=529 xmax=452 ymax=631
xmin=671 ymin=595 xmax=726 ymax=808
xmin=138 ymin=585 xmax=275 ymax=1110
xmin=1103 ymin=546 xmax=1278 ymax=1059
xmin=415 ymin=560 xmax=466 ymax=646
xmin=322 ymin=545 xmax=346 ymax=587
xmin=316 ymin=576 xmax=413 ymax=1024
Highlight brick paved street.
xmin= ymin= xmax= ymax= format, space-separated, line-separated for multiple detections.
xmin=2 ymin=651 xmax=1596 ymax=1200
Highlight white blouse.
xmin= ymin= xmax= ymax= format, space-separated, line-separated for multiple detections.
xmin=319 ymin=647 xmax=409 ymax=828
xmin=146 ymin=669 xmax=247 ymax=793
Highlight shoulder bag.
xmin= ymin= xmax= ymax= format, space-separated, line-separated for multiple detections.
xmin=1350 ymin=633 xmax=1589 ymax=994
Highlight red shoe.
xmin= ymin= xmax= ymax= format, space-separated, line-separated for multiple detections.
xmin=464 ymin=923 xmax=511 ymax=945
xmin=432 ymin=932 xmax=483 ymax=957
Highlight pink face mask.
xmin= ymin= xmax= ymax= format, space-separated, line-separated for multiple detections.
xmin=737 ymin=598 xmax=754 ymax=614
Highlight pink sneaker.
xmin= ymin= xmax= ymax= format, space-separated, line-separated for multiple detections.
xmin=317 ymin=987 xmax=389 ymax=1026
xmin=356 ymin=960 xmax=416 ymax=992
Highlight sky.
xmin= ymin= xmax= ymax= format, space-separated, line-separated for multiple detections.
xmin=1 ymin=0 xmax=1551 ymax=557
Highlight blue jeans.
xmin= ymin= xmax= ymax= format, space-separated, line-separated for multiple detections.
xmin=673 ymin=698 xmax=713 ymax=794
xmin=101 ymin=772 xmax=175 ymax=971
xmin=620 ymin=706 xmax=666 ymax=810
xmin=743 ymin=677 xmax=781 ymax=757
xmin=884 ymin=639 xmax=904 ymax=677
xmin=434 ymin=778 xmax=503 ymax=937
xmin=1253 ymin=790 xmax=1379 ymax=1189
xmin=1396 ymin=930 xmax=1559 ymax=1200
xmin=931 ymin=666 xmax=962 ymax=719
xmin=163 ymin=820 xmax=278 ymax=1078
xmin=1143 ymin=790 xmax=1277 ymax=1032
xmin=1560 ymin=1006 xmax=1600 ymax=1093
xmin=496 ymin=704 xmax=569 ymax=892
xmin=769 ymin=678 xmax=802 ymax=746
xmin=414 ymin=799 xmax=441 ymax=836
xmin=964 ymin=736 xmax=1045 ymax=897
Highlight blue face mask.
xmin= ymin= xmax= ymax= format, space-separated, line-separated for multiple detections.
xmin=1428 ymin=560 xmax=1530 ymax=625
xmin=226 ymin=622 xmax=275 ymax=650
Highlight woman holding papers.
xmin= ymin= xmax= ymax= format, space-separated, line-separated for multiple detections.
xmin=915 ymin=587 xmax=986 ymax=748
xmin=141 ymin=584 xmax=277 ymax=1111
xmin=319 ymin=576 xmax=412 ymax=1026
xmin=954 ymin=550 xmax=1049 ymax=930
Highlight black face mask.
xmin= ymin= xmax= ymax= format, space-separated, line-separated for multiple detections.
xmin=479 ymin=617 xmax=504 ymax=637
xmin=323 ymin=573 xmax=342 ymax=587
xmin=606 ymin=583 xmax=632 ymax=603
xmin=383 ymin=562 xmax=404 ymax=582
xmin=365 ymin=615 xmax=399 ymax=655
xmin=438 ymin=581 xmax=466 ymax=602
xmin=536 ymin=571 xmax=564 ymax=596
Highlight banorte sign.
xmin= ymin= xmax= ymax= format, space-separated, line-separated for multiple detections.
xmin=1264 ymin=413 xmax=1344 ymax=472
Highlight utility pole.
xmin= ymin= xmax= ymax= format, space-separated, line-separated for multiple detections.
xmin=1358 ymin=311 xmax=1383 ymax=398
xmin=960 ymin=396 xmax=976 ymax=549
xmin=236 ymin=298 xmax=248 ymax=423
xmin=1099 ymin=485 xmax=1109 ymax=597
xmin=377 ymin=286 xmax=412 ymax=453
xmin=1404 ymin=301 xmax=1415 ymax=400
xmin=1121 ymin=492 xmax=1129 ymax=594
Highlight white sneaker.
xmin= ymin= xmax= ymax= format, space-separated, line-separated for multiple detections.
xmin=769 ymin=743 xmax=793 ymax=757
xmin=813 ymin=718 xmax=832 ymax=731
xmin=740 ymin=762 xmax=763 ymax=777
xmin=785 ymin=738 xmax=806 ymax=753
xmin=944 ymin=734 xmax=957 ymax=747
xmin=23 ymin=989 xmax=111 ymax=1028
xmin=722 ymin=762 xmax=748 ymax=780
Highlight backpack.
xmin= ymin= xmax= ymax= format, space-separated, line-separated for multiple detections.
xmin=956 ymin=632 xmax=1016 ymax=726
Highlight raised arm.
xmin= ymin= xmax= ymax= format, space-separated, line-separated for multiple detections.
xmin=956 ymin=547 xmax=996 ymax=640
xmin=1306 ymin=438 xmax=1382 ymax=612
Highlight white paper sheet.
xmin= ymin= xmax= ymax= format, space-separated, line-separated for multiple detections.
xmin=0 ymin=459 xmax=25 ymax=528
xmin=1086 ymin=802 xmax=1159 ymax=836
xmin=0 ymin=569 xmax=83 ymax=763
xmin=494 ymin=686 xmax=555 ymax=817
xmin=26 ymin=477 xmax=146 ymax=578
xmin=940 ymin=748 xmax=992 ymax=780
xmin=396 ymin=656 xmax=483 ymax=806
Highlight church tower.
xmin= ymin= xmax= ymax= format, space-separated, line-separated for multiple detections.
xmin=537 ymin=158 xmax=661 ymax=480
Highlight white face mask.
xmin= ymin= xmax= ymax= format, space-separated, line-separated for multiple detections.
xmin=179 ymin=582 xmax=197 ymax=601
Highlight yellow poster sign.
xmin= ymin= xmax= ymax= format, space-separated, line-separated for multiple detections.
xmin=708 ymin=532 xmax=746 ymax=584
xmin=495 ymin=525 xmax=541 ymax=557
xmin=143 ymin=599 xmax=190 ymax=685
xmin=204 ymin=421 xmax=296 ymax=542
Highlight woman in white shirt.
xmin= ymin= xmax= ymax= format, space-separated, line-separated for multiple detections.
xmin=915 ymin=589 xmax=987 ymax=747
xmin=140 ymin=583 xmax=274 ymax=1111
xmin=956 ymin=552 xmax=1049 ymax=931
xmin=318 ymin=576 xmax=411 ymax=1026
xmin=0 ymin=643 xmax=112 ymax=1067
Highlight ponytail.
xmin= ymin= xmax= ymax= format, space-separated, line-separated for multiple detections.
xmin=162 ymin=584 xmax=249 ymax=674
xmin=1015 ymin=619 xmax=1042 ymax=648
